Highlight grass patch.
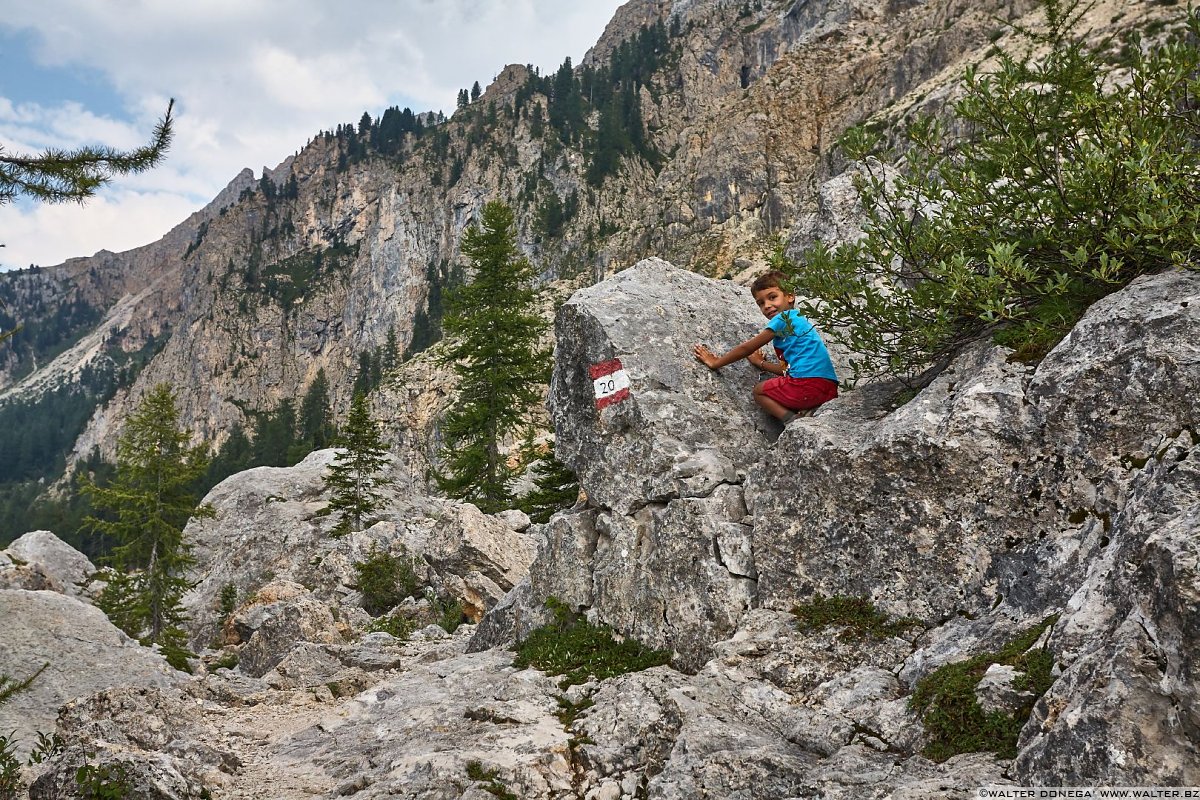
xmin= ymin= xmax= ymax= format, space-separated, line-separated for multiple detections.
xmin=555 ymin=695 xmax=596 ymax=727
xmin=792 ymin=594 xmax=923 ymax=640
xmin=209 ymin=652 xmax=239 ymax=671
xmin=465 ymin=762 xmax=518 ymax=800
xmin=909 ymin=615 xmax=1058 ymax=762
xmin=513 ymin=599 xmax=671 ymax=689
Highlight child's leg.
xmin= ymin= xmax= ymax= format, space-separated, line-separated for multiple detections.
xmin=753 ymin=381 xmax=794 ymax=421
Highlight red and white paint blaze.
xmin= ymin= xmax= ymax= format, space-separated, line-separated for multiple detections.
xmin=590 ymin=358 xmax=630 ymax=409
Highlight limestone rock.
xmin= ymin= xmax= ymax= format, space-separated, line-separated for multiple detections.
xmin=231 ymin=580 xmax=346 ymax=678
xmin=183 ymin=449 xmax=535 ymax=652
xmin=1016 ymin=428 xmax=1200 ymax=785
xmin=0 ymin=530 xmax=95 ymax=597
xmin=28 ymin=686 xmax=231 ymax=800
xmin=0 ymin=589 xmax=181 ymax=758
xmin=974 ymin=664 xmax=1035 ymax=716
xmin=549 ymin=258 xmax=775 ymax=515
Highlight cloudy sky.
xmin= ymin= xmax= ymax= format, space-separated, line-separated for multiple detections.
xmin=0 ymin=0 xmax=627 ymax=272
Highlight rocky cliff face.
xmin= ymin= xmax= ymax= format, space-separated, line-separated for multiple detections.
xmin=2 ymin=0 xmax=1197 ymax=796
xmin=6 ymin=260 xmax=1195 ymax=798
xmin=5 ymin=0 xmax=1166 ymax=471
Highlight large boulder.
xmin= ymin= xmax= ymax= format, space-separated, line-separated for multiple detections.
xmin=182 ymin=449 xmax=536 ymax=652
xmin=0 ymin=530 xmax=95 ymax=597
xmin=750 ymin=268 xmax=1199 ymax=617
xmin=478 ymin=264 xmax=1200 ymax=785
xmin=0 ymin=589 xmax=182 ymax=758
xmin=548 ymin=257 xmax=778 ymax=515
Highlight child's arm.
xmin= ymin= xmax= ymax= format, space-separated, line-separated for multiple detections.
xmin=693 ymin=329 xmax=776 ymax=370
xmin=749 ymin=350 xmax=786 ymax=375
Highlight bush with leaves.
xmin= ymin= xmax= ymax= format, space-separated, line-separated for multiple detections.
xmin=352 ymin=546 xmax=419 ymax=616
xmin=788 ymin=0 xmax=1200 ymax=382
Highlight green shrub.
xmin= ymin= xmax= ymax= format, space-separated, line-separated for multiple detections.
xmin=209 ymin=652 xmax=239 ymax=671
xmin=364 ymin=613 xmax=418 ymax=639
xmin=0 ymin=734 xmax=20 ymax=800
xmin=433 ymin=596 xmax=465 ymax=633
xmin=465 ymin=761 xmax=518 ymax=800
xmin=909 ymin=615 xmax=1058 ymax=761
xmin=352 ymin=546 xmax=419 ymax=616
xmin=792 ymin=594 xmax=922 ymax=640
xmin=513 ymin=599 xmax=671 ymax=688
xmin=75 ymin=760 xmax=135 ymax=800
xmin=788 ymin=1 xmax=1200 ymax=382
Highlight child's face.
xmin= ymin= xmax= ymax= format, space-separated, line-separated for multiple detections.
xmin=753 ymin=286 xmax=795 ymax=319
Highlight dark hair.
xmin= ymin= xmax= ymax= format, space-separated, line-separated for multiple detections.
xmin=751 ymin=270 xmax=790 ymax=295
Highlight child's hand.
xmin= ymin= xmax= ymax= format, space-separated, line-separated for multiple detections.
xmin=693 ymin=344 xmax=720 ymax=369
xmin=747 ymin=350 xmax=766 ymax=369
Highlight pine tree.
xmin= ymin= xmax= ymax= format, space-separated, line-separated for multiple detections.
xmin=323 ymin=392 xmax=392 ymax=535
xmin=81 ymin=384 xmax=210 ymax=667
xmin=299 ymin=368 xmax=336 ymax=451
xmin=436 ymin=200 xmax=549 ymax=512
xmin=1 ymin=99 xmax=174 ymax=205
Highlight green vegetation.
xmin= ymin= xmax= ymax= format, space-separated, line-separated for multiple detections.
xmin=74 ymin=760 xmax=135 ymax=800
xmin=0 ymin=333 xmax=165 ymax=550
xmin=321 ymin=392 xmax=392 ymax=535
xmin=209 ymin=652 xmax=239 ymax=671
xmin=786 ymin=1 xmax=1200 ymax=382
xmin=513 ymin=599 xmax=671 ymax=689
xmin=0 ymin=288 xmax=102 ymax=384
xmin=909 ymin=615 xmax=1058 ymax=761
xmin=0 ymin=663 xmax=46 ymax=705
xmin=82 ymin=385 xmax=212 ymax=669
xmin=0 ymin=735 xmax=20 ymax=800
xmin=518 ymin=449 xmax=580 ymax=523
xmin=465 ymin=762 xmax=518 ymax=800
xmin=218 ymin=582 xmax=238 ymax=623
xmin=555 ymin=695 xmax=596 ymax=727
xmin=0 ymin=665 xmax=59 ymax=800
xmin=202 ymin=370 xmax=339 ymax=492
xmin=436 ymin=200 xmax=549 ymax=513
xmin=1 ymin=100 xmax=173 ymax=206
xmin=792 ymin=594 xmax=923 ymax=640
xmin=352 ymin=546 xmax=419 ymax=616
xmin=362 ymin=591 xmax=463 ymax=638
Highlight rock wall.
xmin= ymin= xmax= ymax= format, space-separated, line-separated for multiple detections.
xmin=478 ymin=260 xmax=1200 ymax=785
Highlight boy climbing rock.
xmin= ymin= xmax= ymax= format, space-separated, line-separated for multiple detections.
xmin=693 ymin=270 xmax=838 ymax=421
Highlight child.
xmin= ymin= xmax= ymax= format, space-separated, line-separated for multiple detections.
xmin=693 ymin=270 xmax=838 ymax=421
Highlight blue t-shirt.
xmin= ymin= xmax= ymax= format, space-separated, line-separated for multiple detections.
xmin=764 ymin=310 xmax=838 ymax=382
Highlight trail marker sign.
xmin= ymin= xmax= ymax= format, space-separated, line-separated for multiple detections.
xmin=590 ymin=358 xmax=630 ymax=409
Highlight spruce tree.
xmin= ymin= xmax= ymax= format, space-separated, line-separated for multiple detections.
xmin=299 ymin=368 xmax=336 ymax=451
xmin=323 ymin=392 xmax=392 ymax=535
xmin=436 ymin=200 xmax=549 ymax=512
xmin=1 ymin=99 xmax=174 ymax=205
xmin=81 ymin=384 xmax=210 ymax=667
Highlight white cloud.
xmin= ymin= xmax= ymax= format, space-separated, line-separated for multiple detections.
xmin=1 ymin=190 xmax=202 ymax=269
xmin=0 ymin=0 xmax=626 ymax=270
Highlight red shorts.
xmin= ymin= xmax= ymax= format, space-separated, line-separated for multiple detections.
xmin=759 ymin=376 xmax=838 ymax=412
